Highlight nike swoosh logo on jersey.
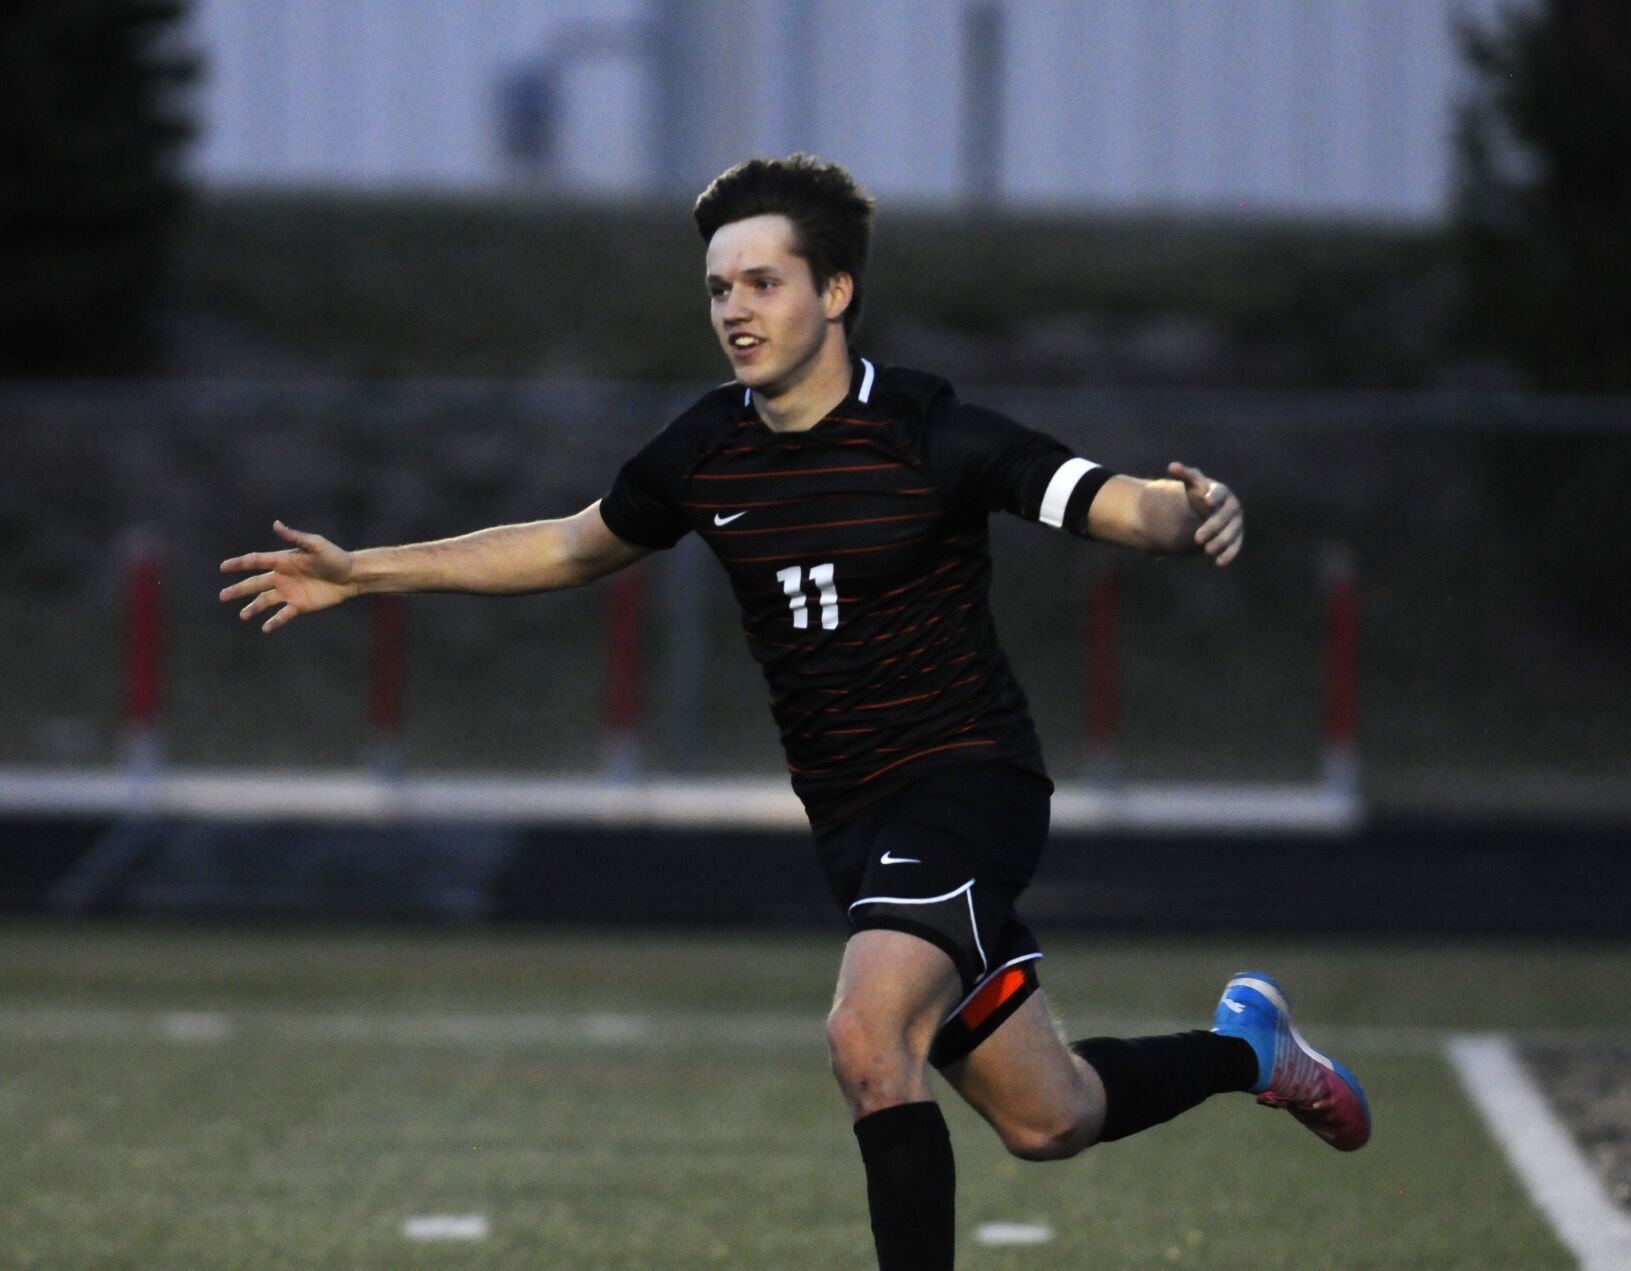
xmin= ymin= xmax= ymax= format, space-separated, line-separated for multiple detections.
xmin=879 ymin=850 xmax=921 ymax=865
xmin=713 ymin=511 xmax=747 ymax=526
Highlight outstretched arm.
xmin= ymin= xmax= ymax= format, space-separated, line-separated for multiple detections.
xmin=218 ymin=500 xmax=650 ymax=633
xmin=1086 ymin=463 xmax=1243 ymax=565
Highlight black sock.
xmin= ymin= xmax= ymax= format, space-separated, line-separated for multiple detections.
xmin=852 ymin=1101 xmax=956 ymax=1270
xmin=1070 ymin=1031 xmax=1259 ymax=1142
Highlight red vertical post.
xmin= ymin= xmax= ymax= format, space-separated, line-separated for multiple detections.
xmin=1321 ymin=545 xmax=1359 ymax=791
xmin=1084 ymin=569 xmax=1121 ymax=784
xmin=369 ymin=593 xmax=406 ymax=775
xmin=122 ymin=535 xmax=165 ymax=771
xmin=604 ymin=567 xmax=644 ymax=777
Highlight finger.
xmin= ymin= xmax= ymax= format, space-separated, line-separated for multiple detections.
xmin=261 ymin=603 xmax=297 ymax=634
xmin=1195 ymin=494 xmax=1241 ymax=542
xmin=1175 ymin=463 xmax=1217 ymax=498
xmin=220 ymin=550 xmax=293 ymax=574
xmin=273 ymin=520 xmax=322 ymax=551
xmin=1203 ymin=514 xmax=1243 ymax=556
xmin=1214 ymin=528 xmax=1244 ymax=566
xmin=219 ymin=571 xmax=279 ymax=602
xmin=1200 ymin=492 xmax=1233 ymax=538
xmin=238 ymin=590 xmax=282 ymax=622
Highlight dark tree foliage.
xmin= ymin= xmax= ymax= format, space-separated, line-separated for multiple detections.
xmin=1455 ymin=0 xmax=1631 ymax=390
xmin=1456 ymin=1 xmax=1631 ymax=642
xmin=0 ymin=1 xmax=195 ymax=375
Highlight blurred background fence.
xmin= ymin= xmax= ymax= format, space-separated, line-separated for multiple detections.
xmin=5 ymin=376 xmax=1627 ymax=815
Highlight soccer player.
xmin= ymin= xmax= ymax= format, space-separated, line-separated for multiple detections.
xmin=220 ymin=154 xmax=1369 ymax=1269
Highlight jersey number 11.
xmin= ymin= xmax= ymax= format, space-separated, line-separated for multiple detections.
xmin=777 ymin=563 xmax=839 ymax=630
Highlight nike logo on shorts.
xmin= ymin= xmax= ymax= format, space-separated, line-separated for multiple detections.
xmin=879 ymin=850 xmax=920 ymax=865
xmin=713 ymin=511 xmax=747 ymax=526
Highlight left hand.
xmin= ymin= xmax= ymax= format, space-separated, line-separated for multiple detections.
xmin=1168 ymin=462 xmax=1243 ymax=566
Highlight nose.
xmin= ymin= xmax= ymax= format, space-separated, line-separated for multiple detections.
xmin=719 ymin=284 xmax=752 ymax=324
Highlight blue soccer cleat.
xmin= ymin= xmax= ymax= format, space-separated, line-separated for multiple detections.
xmin=1212 ymin=970 xmax=1371 ymax=1151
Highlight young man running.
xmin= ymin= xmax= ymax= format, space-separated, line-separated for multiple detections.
xmin=220 ymin=154 xmax=1369 ymax=1269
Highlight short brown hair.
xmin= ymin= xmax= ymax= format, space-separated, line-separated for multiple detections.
xmin=694 ymin=154 xmax=876 ymax=336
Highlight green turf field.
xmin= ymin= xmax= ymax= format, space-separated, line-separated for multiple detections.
xmin=3 ymin=924 xmax=1627 ymax=1268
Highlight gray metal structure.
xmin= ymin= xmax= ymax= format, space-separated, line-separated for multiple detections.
xmin=186 ymin=0 xmax=1516 ymax=218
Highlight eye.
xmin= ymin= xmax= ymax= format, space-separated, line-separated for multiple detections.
xmin=754 ymin=278 xmax=777 ymax=291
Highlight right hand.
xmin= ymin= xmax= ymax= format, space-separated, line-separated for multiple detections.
xmin=1166 ymin=462 xmax=1244 ymax=566
xmin=219 ymin=521 xmax=359 ymax=633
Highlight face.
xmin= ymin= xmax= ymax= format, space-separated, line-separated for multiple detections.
xmin=705 ymin=214 xmax=850 ymax=394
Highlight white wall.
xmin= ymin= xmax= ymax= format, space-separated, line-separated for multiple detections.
xmin=1000 ymin=0 xmax=1489 ymax=216
xmin=190 ymin=0 xmax=648 ymax=190
xmin=185 ymin=0 xmax=1514 ymax=219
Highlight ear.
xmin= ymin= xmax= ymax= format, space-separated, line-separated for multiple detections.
xmin=823 ymin=272 xmax=855 ymax=323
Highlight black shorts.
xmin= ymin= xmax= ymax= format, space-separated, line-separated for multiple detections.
xmin=814 ymin=762 xmax=1053 ymax=1066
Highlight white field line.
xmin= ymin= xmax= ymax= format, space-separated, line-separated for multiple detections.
xmin=974 ymin=1222 xmax=1055 ymax=1246
xmin=402 ymin=1214 xmax=488 ymax=1242
xmin=0 ymin=1006 xmax=822 ymax=1049
xmin=159 ymin=1010 xmax=233 ymax=1041
xmin=1447 ymin=1034 xmax=1631 ymax=1271
xmin=0 ymin=1006 xmax=1626 ymax=1057
xmin=0 ymin=766 xmax=1361 ymax=835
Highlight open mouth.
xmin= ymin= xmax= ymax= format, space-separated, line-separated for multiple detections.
xmin=728 ymin=334 xmax=765 ymax=353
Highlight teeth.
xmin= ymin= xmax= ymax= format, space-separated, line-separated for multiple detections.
xmin=731 ymin=335 xmax=760 ymax=348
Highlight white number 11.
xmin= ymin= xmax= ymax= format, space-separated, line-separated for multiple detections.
xmin=777 ymin=562 xmax=839 ymax=630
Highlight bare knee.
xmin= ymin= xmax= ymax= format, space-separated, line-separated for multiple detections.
xmin=994 ymin=1112 xmax=1099 ymax=1162
xmin=826 ymin=1004 xmax=930 ymax=1116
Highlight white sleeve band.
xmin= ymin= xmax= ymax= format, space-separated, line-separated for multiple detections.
xmin=1038 ymin=457 xmax=1100 ymax=528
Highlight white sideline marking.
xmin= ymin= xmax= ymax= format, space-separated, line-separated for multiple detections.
xmin=402 ymin=1214 xmax=488 ymax=1242
xmin=0 ymin=1006 xmax=824 ymax=1050
xmin=159 ymin=1011 xmax=232 ymax=1041
xmin=975 ymin=1222 xmax=1054 ymax=1246
xmin=2 ymin=1007 xmax=1628 ymax=1057
xmin=0 ymin=767 xmax=1360 ymax=835
xmin=582 ymin=1012 xmax=649 ymax=1043
xmin=1447 ymin=1034 xmax=1631 ymax=1271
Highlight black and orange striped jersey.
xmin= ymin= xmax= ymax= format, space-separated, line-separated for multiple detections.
xmin=599 ymin=358 xmax=1114 ymax=828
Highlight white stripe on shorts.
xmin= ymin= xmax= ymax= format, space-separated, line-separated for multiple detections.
xmin=848 ymin=879 xmax=975 ymax=913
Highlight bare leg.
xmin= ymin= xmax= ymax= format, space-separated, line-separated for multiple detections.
xmin=946 ymin=988 xmax=1259 ymax=1156
xmin=940 ymin=989 xmax=1106 ymax=1160
xmin=827 ymin=929 xmax=964 ymax=1271
xmin=826 ymin=928 xmax=962 ymax=1116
